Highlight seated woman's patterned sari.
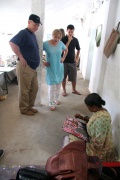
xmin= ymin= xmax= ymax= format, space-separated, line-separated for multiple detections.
xmin=86 ymin=110 xmax=115 ymax=161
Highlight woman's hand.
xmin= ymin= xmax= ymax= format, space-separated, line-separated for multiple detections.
xmin=60 ymin=58 xmax=64 ymax=63
xmin=43 ymin=61 xmax=50 ymax=67
xmin=75 ymin=114 xmax=89 ymax=123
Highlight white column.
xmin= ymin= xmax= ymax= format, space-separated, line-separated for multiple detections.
xmin=31 ymin=0 xmax=45 ymax=106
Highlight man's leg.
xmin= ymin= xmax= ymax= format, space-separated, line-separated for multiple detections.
xmin=16 ymin=62 xmax=35 ymax=115
xmin=29 ymin=70 xmax=38 ymax=113
xmin=72 ymin=81 xmax=76 ymax=92
xmin=62 ymin=63 xmax=68 ymax=96
xmin=69 ymin=63 xmax=81 ymax=95
xmin=71 ymin=81 xmax=81 ymax=95
xmin=62 ymin=80 xmax=67 ymax=96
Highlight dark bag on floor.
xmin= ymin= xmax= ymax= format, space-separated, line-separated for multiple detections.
xmin=16 ymin=166 xmax=50 ymax=180
xmin=45 ymin=141 xmax=102 ymax=180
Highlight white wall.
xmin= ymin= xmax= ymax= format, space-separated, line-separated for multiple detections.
xmin=80 ymin=13 xmax=92 ymax=79
xmin=85 ymin=0 xmax=120 ymax=157
xmin=88 ymin=0 xmax=111 ymax=93
xmin=102 ymin=0 xmax=120 ymax=157
xmin=102 ymin=44 xmax=120 ymax=156
xmin=31 ymin=0 xmax=45 ymax=106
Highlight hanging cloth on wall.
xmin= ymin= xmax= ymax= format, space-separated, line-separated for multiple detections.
xmin=96 ymin=24 xmax=102 ymax=47
xmin=103 ymin=22 xmax=120 ymax=58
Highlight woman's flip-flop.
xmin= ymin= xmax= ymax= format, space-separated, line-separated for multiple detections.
xmin=72 ymin=90 xmax=81 ymax=95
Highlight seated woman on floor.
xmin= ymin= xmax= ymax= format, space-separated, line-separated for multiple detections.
xmin=74 ymin=93 xmax=116 ymax=162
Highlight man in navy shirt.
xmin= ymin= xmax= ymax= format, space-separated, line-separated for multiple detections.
xmin=9 ymin=14 xmax=42 ymax=116
xmin=61 ymin=24 xmax=81 ymax=96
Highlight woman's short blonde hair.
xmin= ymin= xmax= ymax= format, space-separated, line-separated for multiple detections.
xmin=52 ymin=29 xmax=62 ymax=38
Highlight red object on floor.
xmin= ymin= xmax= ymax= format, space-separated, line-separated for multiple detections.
xmin=102 ymin=162 xmax=120 ymax=167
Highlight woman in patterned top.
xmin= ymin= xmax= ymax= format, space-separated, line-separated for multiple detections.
xmin=75 ymin=93 xmax=116 ymax=161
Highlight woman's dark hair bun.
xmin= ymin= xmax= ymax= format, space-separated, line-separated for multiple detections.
xmin=101 ymin=99 xmax=105 ymax=105
xmin=84 ymin=93 xmax=106 ymax=107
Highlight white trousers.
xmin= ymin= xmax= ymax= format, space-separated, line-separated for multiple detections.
xmin=48 ymin=83 xmax=61 ymax=106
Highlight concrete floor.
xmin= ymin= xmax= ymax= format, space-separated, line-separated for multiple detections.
xmin=0 ymin=68 xmax=91 ymax=166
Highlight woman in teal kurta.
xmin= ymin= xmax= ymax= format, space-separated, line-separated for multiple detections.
xmin=43 ymin=29 xmax=68 ymax=111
